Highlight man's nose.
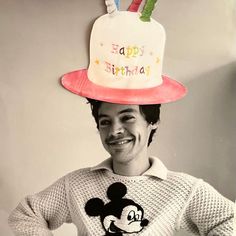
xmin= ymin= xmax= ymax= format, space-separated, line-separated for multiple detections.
xmin=109 ymin=121 xmax=124 ymax=136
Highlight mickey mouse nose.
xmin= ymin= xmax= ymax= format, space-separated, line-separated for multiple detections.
xmin=141 ymin=219 xmax=149 ymax=227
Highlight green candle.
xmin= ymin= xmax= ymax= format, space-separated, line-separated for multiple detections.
xmin=140 ymin=0 xmax=158 ymax=22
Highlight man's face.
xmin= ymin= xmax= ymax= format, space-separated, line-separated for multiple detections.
xmin=98 ymin=103 xmax=156 ymax=163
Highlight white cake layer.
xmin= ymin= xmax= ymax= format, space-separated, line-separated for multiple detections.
xmin=88 ymin=11 xmax=166 ymax=89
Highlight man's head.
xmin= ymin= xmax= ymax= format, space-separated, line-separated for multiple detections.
xmin=87 ymin=99 xmax=161 ymax=150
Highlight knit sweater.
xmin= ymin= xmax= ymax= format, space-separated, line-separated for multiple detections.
xmin=8 ymin=157 xmax=234 ymax=236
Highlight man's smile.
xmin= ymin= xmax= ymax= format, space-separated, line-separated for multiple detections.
xmin=106 ymin=138 xmax=134 ymax=146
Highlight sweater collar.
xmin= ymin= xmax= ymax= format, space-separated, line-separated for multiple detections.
xmin=90 ymin=156 xmax=167 ymax=180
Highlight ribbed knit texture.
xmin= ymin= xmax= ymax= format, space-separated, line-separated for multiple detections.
xmin=9 ymin=168 xmax=234 ymax=235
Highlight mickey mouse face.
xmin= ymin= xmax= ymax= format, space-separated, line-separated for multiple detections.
xmin=85 ymin=182 xmax=149 ymax=235
xmin=104 ymin=205 xmax=148 ymax=234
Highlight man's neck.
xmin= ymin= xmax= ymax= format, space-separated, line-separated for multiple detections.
xmin=112 ymin=154 xmax=150 ymax=176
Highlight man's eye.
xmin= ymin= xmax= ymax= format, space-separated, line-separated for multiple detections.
xmin=99 ymin=120 xmax=111 ymax=126
xmin=122 ymin=116 xmax=135 ymax=122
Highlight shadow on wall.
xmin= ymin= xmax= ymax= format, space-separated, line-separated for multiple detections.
xmin=0 ymin=93 xmax=15 ymax=210
xmin=0 ymin=210 xmax=14 ymax=236
xmin=156 ymin=61 xmax=236 ymax=202
xmin=0 ymin=93 xmax=15 ymax=235
xmin=184 ymin=60 xmax=236 ymax=201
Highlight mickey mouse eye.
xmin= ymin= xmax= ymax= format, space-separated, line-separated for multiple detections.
xmin=127 ymin=210 xmax=135 ymax=221
xmin=135 ymin=212 xmax=142 ymax=220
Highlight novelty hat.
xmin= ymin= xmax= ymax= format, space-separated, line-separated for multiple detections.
xmin=61 ymin=0 xmax=187 ymax=104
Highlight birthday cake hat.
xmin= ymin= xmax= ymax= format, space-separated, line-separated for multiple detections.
xmin=61 ymin=0 xmax=187 ymax=104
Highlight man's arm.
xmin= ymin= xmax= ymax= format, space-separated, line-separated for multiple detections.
xmin=8 ymin=176 xmax=72 ymax=236
xmin=179 ymin=180 xmax=234 ymax=235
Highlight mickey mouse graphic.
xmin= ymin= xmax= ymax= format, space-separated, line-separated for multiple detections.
xmin=85 ymin=182 xmax=149 ymax=235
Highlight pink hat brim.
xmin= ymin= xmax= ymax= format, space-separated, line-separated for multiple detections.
xmin=61 ymin=69 xmax=187 ymax=104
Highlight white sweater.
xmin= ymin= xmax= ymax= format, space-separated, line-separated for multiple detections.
xmin=8 ymin=157 xmax=234 ymax=235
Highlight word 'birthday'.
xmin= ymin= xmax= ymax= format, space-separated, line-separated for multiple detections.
xmin=111 ymin=44 xmax=144 ymax=58
xmin=105 ymin=62 xmax=150 ymax=77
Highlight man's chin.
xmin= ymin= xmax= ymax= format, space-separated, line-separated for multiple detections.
xmin=108 ymin=147 xmax=131 ymax=159
xmin=110 ymin=152 xmax=135 ymax=165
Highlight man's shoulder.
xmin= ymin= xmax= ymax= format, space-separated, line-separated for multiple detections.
xmin=166 ymin=170 xmax=202 ymax=190
xmin=65 ymin=166 xmax=94 ymax=178
xmin=63 ymin=165 xmax=106 ymax=183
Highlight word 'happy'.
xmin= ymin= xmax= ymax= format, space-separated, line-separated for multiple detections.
xmin=105 ymin=62 xmax=150 ymax=77
xmin=111 ymin=44 xmax=144 ymax=58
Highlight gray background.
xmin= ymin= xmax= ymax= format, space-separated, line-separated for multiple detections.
xmin=0 ymin=0 xmax=235 ymax=235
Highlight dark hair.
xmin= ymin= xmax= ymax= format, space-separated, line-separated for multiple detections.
xmin=86 ymin=98 xmax=161 ymax=146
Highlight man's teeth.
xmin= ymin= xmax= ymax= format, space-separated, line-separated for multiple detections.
xmin=110 ymin=140 xmax=130 ymax=145
xmin=117 ymin=140 xmax=129 ymax=145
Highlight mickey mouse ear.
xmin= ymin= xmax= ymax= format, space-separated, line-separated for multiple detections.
xmin=85 ymin=198 xmax=104 ymax=216
xmin=107 ymin=182 xmax=127 ymax=200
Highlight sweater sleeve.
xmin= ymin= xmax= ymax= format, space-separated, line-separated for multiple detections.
xmin=8 ymin=176 xmax=72 ymax=236
xmin=179 ymin=180 xmax=234 ymax=236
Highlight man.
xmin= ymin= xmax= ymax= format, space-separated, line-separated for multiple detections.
xmin=8 ymin=100 xmax=234 ymax=235
xmin=9 ymin=1 xmax=234 ymax=235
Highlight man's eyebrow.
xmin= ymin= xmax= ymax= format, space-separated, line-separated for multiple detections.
xmin=98 ymin=114 xmax=109 ymax=119
xmin=98 ymin=108 xmax=137 ymax=119
xmin=118 ymin=108 xmax=138 ymax=115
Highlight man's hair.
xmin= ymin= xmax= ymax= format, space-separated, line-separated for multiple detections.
xmin=86 ymin=98 xmax=161 ymax=146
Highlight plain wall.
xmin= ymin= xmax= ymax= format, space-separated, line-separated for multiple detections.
xmin=0 ymin=1 xmax=235 ymax=235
